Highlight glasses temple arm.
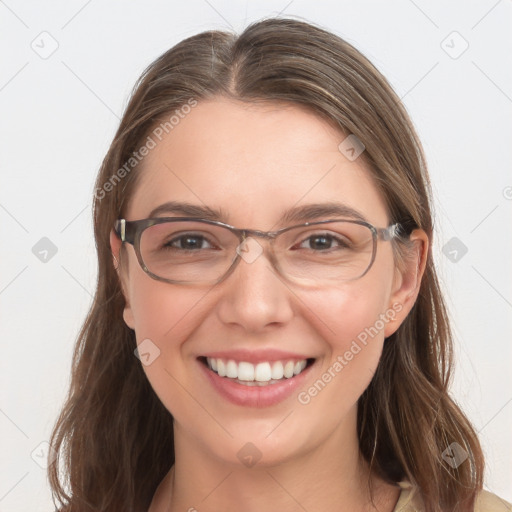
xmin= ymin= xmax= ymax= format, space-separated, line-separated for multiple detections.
xmin=379 ymin=223 xmax=402 ymax=241
xmin=114 ymin=219 xmax=126 ymax=241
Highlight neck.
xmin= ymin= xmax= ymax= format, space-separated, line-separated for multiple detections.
xmin=149 ymin=408 xmax=401 ymax=512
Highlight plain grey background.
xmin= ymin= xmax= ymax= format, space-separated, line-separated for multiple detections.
xmin=1 ymin=1 xmax=511 ymax=510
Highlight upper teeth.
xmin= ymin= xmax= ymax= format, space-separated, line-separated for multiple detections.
xmin=206 ymin=357 xmax=308 ymax=382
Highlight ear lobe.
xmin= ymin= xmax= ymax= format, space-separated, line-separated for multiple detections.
xmin=123 ymin=306 xmax=135 ymax=330
xmin=384 ymin=229 xmax=429 ymax=337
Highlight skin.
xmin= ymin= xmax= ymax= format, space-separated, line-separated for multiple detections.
xmin=110 ymin=97 xmax=428 ymax=512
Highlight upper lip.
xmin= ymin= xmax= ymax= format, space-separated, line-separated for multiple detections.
xmin=200 ymin=349 xmax=313 ymax=364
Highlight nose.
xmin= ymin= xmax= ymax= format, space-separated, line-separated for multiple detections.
xmin=214 ymin=238 xmax=294 ymax=332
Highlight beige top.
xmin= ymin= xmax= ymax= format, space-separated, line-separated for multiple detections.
xmin=394 ymin=481 xmax=511 ymax=511
xmin=149 ymin=472 xmax=510 ymax=511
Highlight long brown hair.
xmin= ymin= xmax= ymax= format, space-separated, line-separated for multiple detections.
xmin=48 ymin=17 xmax=484 ymax=511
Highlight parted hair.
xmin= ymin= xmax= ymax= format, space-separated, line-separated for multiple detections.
xmin=48 ymin=17 xmax=484 ymax=512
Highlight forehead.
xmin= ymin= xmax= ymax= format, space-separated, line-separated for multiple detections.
xmin=126 ymin=97 xmax=389 ymax=227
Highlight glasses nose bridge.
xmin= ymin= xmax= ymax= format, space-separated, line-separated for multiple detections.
xmin=241 ymin=227 xmax=278 ymax=241
xmin=239 ymin=228 xmax=280 ymax=256
xmin=228 ymin=228 xmax=281 ymax=277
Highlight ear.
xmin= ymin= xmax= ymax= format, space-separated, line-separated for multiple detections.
xmin=110 ymin=228 xmax=123 ymax=274
xmin=384 ymin=228 xmax=429 ymax=337
xmin=109 ymin=229 xmax=135 ymax=330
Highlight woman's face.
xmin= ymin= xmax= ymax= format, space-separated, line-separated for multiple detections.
xmin=111 ymin=97 xmax=423 ymax=469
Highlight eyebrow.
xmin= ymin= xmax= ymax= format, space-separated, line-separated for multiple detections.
xmin=148 ymin=201 xmax=368 ymax=225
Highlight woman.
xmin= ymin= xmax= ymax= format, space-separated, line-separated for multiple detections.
xmin=48 ymin=17 xmax=509 ymax=512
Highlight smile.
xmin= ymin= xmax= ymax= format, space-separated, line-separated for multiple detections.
xmin=198 ymin=355 xmax=316 ymax=407
xmin=205 ymin=357 xmax=310 ymax=385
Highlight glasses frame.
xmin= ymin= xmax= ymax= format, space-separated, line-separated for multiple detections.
xmin=114 ymin=217 xmax=402 ymax=285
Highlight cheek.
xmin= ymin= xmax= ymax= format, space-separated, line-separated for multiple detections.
xmin=125 ymin=251 xmax=211 ymax=343
xmin=307 ymin=274 xmax=392 ymax=350
xmin=298 ymin=278 xmax=393 ymax=407
xmin=125 ymin=272 xmax=212 ymax=408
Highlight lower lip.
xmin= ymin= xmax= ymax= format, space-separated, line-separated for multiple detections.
xmin=198 ymin=359 xmax=314 ymax=408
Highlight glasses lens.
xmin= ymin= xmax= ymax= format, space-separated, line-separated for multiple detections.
xmin=137 ymin=220 xmax=376 ymax=284
xmin=139 ymin=221 xmax=238 ymax=283
xmin=276 ymin=221 xmax=375 ymax=282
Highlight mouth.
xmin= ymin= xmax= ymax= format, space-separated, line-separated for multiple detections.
xmin=199 ymin=356 xmax=315 ymax=386
xmin=197 ymin=355 xmax=316 ymax=407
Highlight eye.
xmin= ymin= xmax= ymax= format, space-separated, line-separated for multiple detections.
xmin=297 ymin=233 xmax=350 ymax=251
xmin=164 ymin=233 xmax=216 ymax=250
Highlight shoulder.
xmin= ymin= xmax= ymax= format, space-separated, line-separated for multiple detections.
xmin=475 ymin=489 xmax=512 ymax=511
xmin=393 ymin=481 xmax=511 ymax=512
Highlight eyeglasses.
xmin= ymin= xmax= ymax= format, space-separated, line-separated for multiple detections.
xmin=114 ymin=217 xmax=402 ymax=286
